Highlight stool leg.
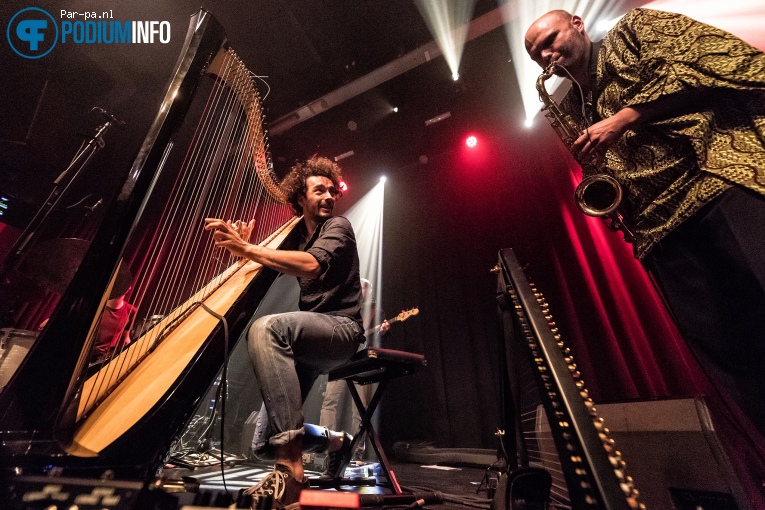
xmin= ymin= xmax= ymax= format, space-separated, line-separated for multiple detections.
xmin=366 ymin=423 xmax=402 ymax=494
xmin=347 ymin=379 xmax=402 ymax=495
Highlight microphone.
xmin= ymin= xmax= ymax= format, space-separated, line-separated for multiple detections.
xmin=92 ymin=107 xmax=126 ymax=125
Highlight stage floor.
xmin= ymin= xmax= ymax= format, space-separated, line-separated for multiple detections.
xmin=168 ymin=458 xmax=495 ymax=509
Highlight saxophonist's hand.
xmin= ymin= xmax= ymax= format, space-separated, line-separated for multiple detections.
xmin=571 ymin=107 xmax=640 ymax=161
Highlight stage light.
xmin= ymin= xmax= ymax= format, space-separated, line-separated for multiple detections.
xmin=393 ymin=107 xmax=399 ymax=113
xmin=414 ymin=0 xmax=477 ymax=83
xmin=344 ymin=180 xmax=386 ymax=348
xmin=500 ymin=0 xmax=630 ymax=125
xmin=339 ymin=181 xmax=348 ymax=192
xmin=595 ymin=17 xmax=622 ymax=34
xmin=380 ymin=176 xmax=387 ymax=183
xmin=465 ymin=135 xmax=478 ymax=148
xmin=641 ymin=0 xmax=763 ymax=50
xmin=524 ymin=118 xmax=533 ymax=128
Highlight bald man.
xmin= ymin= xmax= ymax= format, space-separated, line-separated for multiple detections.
xmin=526 ymin=9 xmax=765 ymax=437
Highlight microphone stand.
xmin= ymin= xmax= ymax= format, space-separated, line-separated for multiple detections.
xmin=0 ymin=107 xmax=122 ymax=286
xmin=169 ymin=373 xmax=246 ymax=468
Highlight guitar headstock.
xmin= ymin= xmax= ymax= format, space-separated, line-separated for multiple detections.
xmin=395 ymin=307 xmax=419 ymax=322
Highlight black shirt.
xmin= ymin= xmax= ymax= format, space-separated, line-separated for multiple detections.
xmin=297 ymin=216 xmax=362 ymax=328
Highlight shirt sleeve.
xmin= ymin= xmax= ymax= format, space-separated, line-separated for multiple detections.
xmin=599 ymin=8 xmax=765 ymax=116
xmin=306 ymin=217 xmax=356 ymax=277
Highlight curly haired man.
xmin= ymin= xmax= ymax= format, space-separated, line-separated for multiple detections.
xmin=205 ymin=156 xmax=362 ymax=508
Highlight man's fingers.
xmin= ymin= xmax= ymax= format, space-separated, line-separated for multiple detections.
xmin=204 ymin=218 xmax=224 ymax=230
xmin=205 ymin=218 xmax=240 ymax=235
xmin=571 ymin=133 xmax=589 ymax=154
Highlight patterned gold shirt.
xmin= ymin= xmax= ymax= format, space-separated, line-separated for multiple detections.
xmin=562 ymin=8 xmax=765 ymax=259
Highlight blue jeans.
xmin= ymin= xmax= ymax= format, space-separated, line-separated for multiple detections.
xmin=248 ymin=311 xmax=361 ymax=454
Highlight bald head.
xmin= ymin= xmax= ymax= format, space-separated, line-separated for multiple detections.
xmin=525 ymin=10 xmax=575 ymax=50
xmin=525 ymin=10 xmax=591 ymax=82
xmin=534 ymin=9 xmax=572 ymax=26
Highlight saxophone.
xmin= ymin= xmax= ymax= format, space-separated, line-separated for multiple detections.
xmin=536 ymin=63 xmax=635 ymax=242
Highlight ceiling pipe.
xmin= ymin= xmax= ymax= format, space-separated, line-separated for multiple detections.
xmin=268 ymin=5 xmax=517 ymax=136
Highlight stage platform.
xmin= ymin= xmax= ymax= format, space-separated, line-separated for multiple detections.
xmin=165 ymin=457 xmax=496 ymax=509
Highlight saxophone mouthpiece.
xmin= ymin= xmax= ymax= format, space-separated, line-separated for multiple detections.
xmin=543 ymin=62 xmax=560 ymax=77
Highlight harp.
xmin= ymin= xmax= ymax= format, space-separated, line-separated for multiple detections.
xmin=495 ymin=248 xmax=643 ymax=510
xmin=0 ymin=10 xmax=297 ymax=478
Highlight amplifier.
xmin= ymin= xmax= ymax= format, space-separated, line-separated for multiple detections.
xmin=536 ymin=398 xmax=746 ymax=509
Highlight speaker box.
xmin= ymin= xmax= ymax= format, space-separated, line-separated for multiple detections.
xmin=536 ymin=398 xmax=747 ymax=509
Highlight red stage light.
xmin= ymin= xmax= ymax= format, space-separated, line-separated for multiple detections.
xmin=339 ymin=181 xmax=348 ymax=192
xmin=465 ymin=135 xmax=478 ymax=148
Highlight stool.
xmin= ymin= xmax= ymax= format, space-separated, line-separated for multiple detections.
xmin=320 ymin=347 xmax=426 ymax=494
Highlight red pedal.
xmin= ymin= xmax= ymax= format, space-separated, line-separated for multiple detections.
xmin=299 ymin=490 xmax=360 ymax=509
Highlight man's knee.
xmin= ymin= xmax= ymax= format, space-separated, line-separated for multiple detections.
xmin=248 ymin=315 xmax=283 ymax=353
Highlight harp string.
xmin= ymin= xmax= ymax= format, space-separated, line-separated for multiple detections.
xmin=78 ymin=49 xmax=289 ymax=417
xmin=126 ymin=57 xmax=237 ymax=361
xmin=78 ymin=52 xmax=233 ymax=410
xmin=135 ymin=50 xmax=245 ymax=350
xmin=78 ymin=54 xmax=240 ymax=411
xmin=175 ymin=52 xmax=244 ymax=300
xmin=128 ymin=55 xmax=235 ymax=321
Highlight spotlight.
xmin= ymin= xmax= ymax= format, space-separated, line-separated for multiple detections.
xmin=465 ymin=135 xmax=477 ymax=148
xmin=595 ymin=16 xmax=623 ymax=34
xmin=393 ymin=107 xmax=399 ymax=113
xmin=414 ymin=0 xmax=474 ymax=90
xmin=339 ymin=181 xmax=348 ymax=192
xmin=380 ymin=176 xmax=387 ymax=183
xmin=524 ymin=118 xmax=533 ymax=128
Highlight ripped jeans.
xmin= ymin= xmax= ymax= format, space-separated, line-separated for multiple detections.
xmin=248 ymin=311 xmax=362 ymax=455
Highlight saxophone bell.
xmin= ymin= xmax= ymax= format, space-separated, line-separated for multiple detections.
xmin=575 ymin=175 xmax=635 ymax=242
xmin=574 ymin=174 xmax=622 ymax=217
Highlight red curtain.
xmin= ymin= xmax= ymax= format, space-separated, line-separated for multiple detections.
xmin=374 ymin=124 xmax=765 ymax=505
xmin=541 ymin=145 xmax=765 ymax=506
